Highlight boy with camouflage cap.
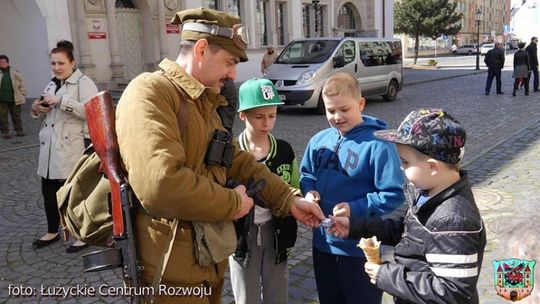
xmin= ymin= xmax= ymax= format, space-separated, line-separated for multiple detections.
xmin=229 ymin=78 xmax=298 ymax=304
xmin=329 ymin=108 xmax=487 ymax=304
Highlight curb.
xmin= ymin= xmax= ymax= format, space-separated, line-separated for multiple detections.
xmin=462 ymin=116 xmax=540 ymax=168
xmin=404 ymin=69 xmax=487 ymax=86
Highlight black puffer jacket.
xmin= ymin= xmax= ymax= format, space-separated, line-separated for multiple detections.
xmin=350 ymin=171 xmax=486 ymax=304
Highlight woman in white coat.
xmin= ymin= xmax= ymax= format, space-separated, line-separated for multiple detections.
xmin=30 ymin=40 xmax=98 ymax=253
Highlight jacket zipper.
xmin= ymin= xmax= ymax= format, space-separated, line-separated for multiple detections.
xmin=320 ymin=133 xmax=344 ymax=209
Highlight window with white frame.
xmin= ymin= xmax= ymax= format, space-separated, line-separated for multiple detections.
xmin=303 ymin=4 xmax=311 ymax=38
xmin=338 ymin=4 xmax=356 ymax=31
xmin=227 ymin=0 xmax=241 ymax=17
xmin=256 ymin=0 xmax=270 ymax=46
xmin=276 ymin=2 xmax=287 ymax=45
xmin=203 ymin=0 xmax=242 ymax=17
xmin=318 ymin=5 xmax=325 ymax=36
xmin=301 ymin=4 xmax=325 ymax=38
xmin=203 ymin=0 xmax=218 ymax=10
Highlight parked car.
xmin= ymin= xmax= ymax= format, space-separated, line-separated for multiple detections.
xmin=267 ymin=37 xmax=403 ymax=114
xmin=480 ymin=43 xmax=495 ymax=55
xmin=506 ymin=42 xmax=518 ymax=50
xmin=456 ymin=44 xmax=477 ymax=55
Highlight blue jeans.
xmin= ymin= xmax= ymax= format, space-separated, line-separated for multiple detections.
xmin=485 ymin=67 xmax=502 ymax=93
xmin=313 ymin=247 xmax=383 ymax=304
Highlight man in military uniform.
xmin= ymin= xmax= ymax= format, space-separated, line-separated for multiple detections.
xmin=115 ymin=8 xmax=324 ymax=303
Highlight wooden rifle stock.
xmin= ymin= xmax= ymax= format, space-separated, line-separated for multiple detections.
xmin=84 ymin=92 xmax=142 ymax=300
xmin=84 ymin=92 xmax=125 ymax=237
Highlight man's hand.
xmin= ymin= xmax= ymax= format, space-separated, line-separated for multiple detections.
xmin=333 ymin=202 xmax=350 ymax=217
xmin=233 ymin=185 xmax=253 ymax=219
xmin=327 ymin=215 xmax=350 ymax=238
xmin=364 ymin=261 xmax=381 ymax=285
xmin=290 ymin=197 xmax=325 ymax=228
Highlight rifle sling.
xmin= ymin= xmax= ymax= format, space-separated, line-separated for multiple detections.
xmin=149 ymin=73 xmax=188 ymax=299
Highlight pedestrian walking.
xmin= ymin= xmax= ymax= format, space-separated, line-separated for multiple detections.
xmin=30 ymin=40 xmax=97 ymax=253
xmin=452 ymin=43 xmax=457 ymax=56
xmin=329 ymin=108 xmax=487 ymax=304
xmin=512 ymin=42 xmax=530 ymax=96
xmin=525 ymin=36 xmax=539 ymax=92
xmin=115 ymin=8 xmax=324 ymax=303
xmin=229 ymin=78 xmax=298 ymax=304
xmin=261 ymin=46 xmax=278 ymax=78
xmin=217 ymin=79 xmax=238 ymax=133
xmin=0 ymin=55 xmax=27 ymax=139
xmin=484 ymin=42 xmax=505 ymax=95
xmin=300 ymin=72 xmax=405 ymax=304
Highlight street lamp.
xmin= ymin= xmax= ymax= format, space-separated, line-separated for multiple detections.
xmin=475 ymin=8 xmax=482 ymax=70
xmin=312 ymin=0 xmax=320 ymax=37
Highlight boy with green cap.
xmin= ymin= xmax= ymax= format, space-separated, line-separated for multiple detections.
xmin=229 ymin=78 xmax=299 ymax=304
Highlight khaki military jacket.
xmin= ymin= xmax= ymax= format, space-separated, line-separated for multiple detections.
xmin=116 ymin=59 xmax=297 ymax=289
xmin=0 ymin=67 xmax=27 ymax=105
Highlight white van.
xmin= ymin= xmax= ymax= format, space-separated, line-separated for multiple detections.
xmin=267 ymin=37 xmax=403 ymax=114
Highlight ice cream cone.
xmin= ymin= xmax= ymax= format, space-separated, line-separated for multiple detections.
xmin=357 ymin=236 xmax=381 ymax=264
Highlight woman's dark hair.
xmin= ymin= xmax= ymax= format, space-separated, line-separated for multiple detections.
xmin=51 ymin=40 xmax=75 ymax=62
xmin=518 ymin=42 xmax=526 ymax=49
xmin=0 ymin=55 xmax=9 ymax=62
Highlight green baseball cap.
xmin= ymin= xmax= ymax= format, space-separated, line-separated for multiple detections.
xmin=238 ymin=78 xmax=284 ymax=112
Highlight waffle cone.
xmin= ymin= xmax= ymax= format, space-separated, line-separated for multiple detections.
xmin=357 ymin=236 xmax=381 ymax=264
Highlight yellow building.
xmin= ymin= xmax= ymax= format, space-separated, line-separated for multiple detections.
xmin=453 ymin=0 xmax=511 ymax=45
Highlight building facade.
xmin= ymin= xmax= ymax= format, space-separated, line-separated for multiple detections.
xmin=0 ymin=0 xmax=394 ymax=97
xmin=453 ymin=0 xmax=511 ymax=45
xmin=399 ymin=0 xmax=511 ymax=57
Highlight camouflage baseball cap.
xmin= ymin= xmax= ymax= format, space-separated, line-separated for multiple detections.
xmin=238 ymin=78 xmax=284 ymax=112
xmin=171 ymin=7 xmax=249 ymax=62
xmin=374 ymin=108 xmax=466 ymax=164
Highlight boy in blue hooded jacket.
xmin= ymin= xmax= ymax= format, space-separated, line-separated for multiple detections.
xmin=300 ymin=72 xmax=405 ymax=304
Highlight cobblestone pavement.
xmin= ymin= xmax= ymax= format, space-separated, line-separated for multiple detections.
xmin=1 ymin=68 xmax=539 ymax=303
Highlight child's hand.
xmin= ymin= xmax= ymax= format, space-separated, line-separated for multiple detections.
xmin=364 ymin=261 xmax=381 ymax=285
xmin=327 ymin=215 xmax=350 ymax=238
xmin=305 ymin=190 xmax=321 ymax=204
xmin=333 ymin=202 xmax=350 ymax=217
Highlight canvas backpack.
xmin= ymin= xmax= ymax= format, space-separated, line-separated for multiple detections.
xmin=56 ymin=147 xmax=113 ymax=246
xmin=56 ymin=72 xmax=188 ymax=248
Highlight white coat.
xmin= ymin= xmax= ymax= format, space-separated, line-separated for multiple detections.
xmin=32 ymin=69 xmax=98 ymax=179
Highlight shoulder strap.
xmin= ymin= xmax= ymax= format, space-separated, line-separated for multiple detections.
xmin=158 ymin=70 xmax=188 ymax=139
xmin=150 ymin=72 xmax=189 ymax=300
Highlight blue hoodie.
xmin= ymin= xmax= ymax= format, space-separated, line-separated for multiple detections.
xmin=300 ymin=115 xmax=405 ymax=257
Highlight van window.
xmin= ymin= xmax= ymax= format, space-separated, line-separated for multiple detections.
xmin=359 ymin=41 xmax=401 ymax=67
xmin=276 ymin=40 xmax=340 ymax=64
xmin=335 ymin=41 xmax=356 ymax=65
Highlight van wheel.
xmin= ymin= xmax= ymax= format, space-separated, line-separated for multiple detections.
xmin=383 ymin=80 xmax=398 ymax=102
xmin=467 ymin=50 xmax=472 ymax=55
xmin=316 ymin=94 xmax=326 ymax=114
